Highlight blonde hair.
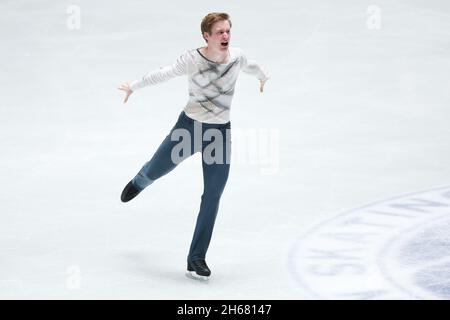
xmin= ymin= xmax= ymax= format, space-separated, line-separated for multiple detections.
xmin=201 ymin=12 xmax=232 ymax=42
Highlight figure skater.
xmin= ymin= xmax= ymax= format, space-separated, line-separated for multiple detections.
xmin=118 ymin=12 xmax=269 ymax=280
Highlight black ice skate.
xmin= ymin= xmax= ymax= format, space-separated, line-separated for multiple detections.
xmin=120 ymin=181 xmax=142 ymax=202
xmin=186 ymin=259 xmax=211 ymax=281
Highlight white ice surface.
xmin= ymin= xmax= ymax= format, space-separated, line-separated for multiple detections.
xmin=1 ymin=0 xmax=450 ymax=299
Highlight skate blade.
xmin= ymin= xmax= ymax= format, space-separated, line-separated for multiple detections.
xmin=185 ymin=271 xmax=210 ymax=282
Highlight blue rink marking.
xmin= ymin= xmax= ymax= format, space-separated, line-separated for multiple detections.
xmin=288 ymin=185 xmax=450 ymax=299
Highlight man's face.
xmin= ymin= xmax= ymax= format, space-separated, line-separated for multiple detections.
xmin=204 ymin=20 xmax=231 ymax=51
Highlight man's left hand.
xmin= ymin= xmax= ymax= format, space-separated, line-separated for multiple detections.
xmin=260 ymin=79 xmax=268 ymax=93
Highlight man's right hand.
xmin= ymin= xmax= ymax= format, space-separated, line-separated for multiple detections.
xmin=118 ymin=82 xmax=133 ymax=103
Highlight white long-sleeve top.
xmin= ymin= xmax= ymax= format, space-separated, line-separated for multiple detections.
xmin=130 ymin=47 xmax=269 ymax=124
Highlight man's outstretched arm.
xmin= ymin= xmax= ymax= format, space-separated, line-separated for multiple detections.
xmin=118 ymin=52 xmax=188 ymax=103
xmin=240 ymin=50 xmax=270 ymax=93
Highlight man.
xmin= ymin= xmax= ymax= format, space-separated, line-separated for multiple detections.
xmin=118 ymin=12 xmax=269 ymax=280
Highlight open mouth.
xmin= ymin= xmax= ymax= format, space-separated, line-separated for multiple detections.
xmin=221 ymin=42 xmax=229 ymax=47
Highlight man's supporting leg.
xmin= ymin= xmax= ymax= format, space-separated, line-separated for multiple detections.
xmin=187 ymin=127 xmax=231 ymax=264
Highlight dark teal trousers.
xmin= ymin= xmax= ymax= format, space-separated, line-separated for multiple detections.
xmin=132 ymin=111 xmax=231 ymax=262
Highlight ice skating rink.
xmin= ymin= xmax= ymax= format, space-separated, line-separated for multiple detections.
xmin=1 ymin=0 xmax=450 ymax=299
